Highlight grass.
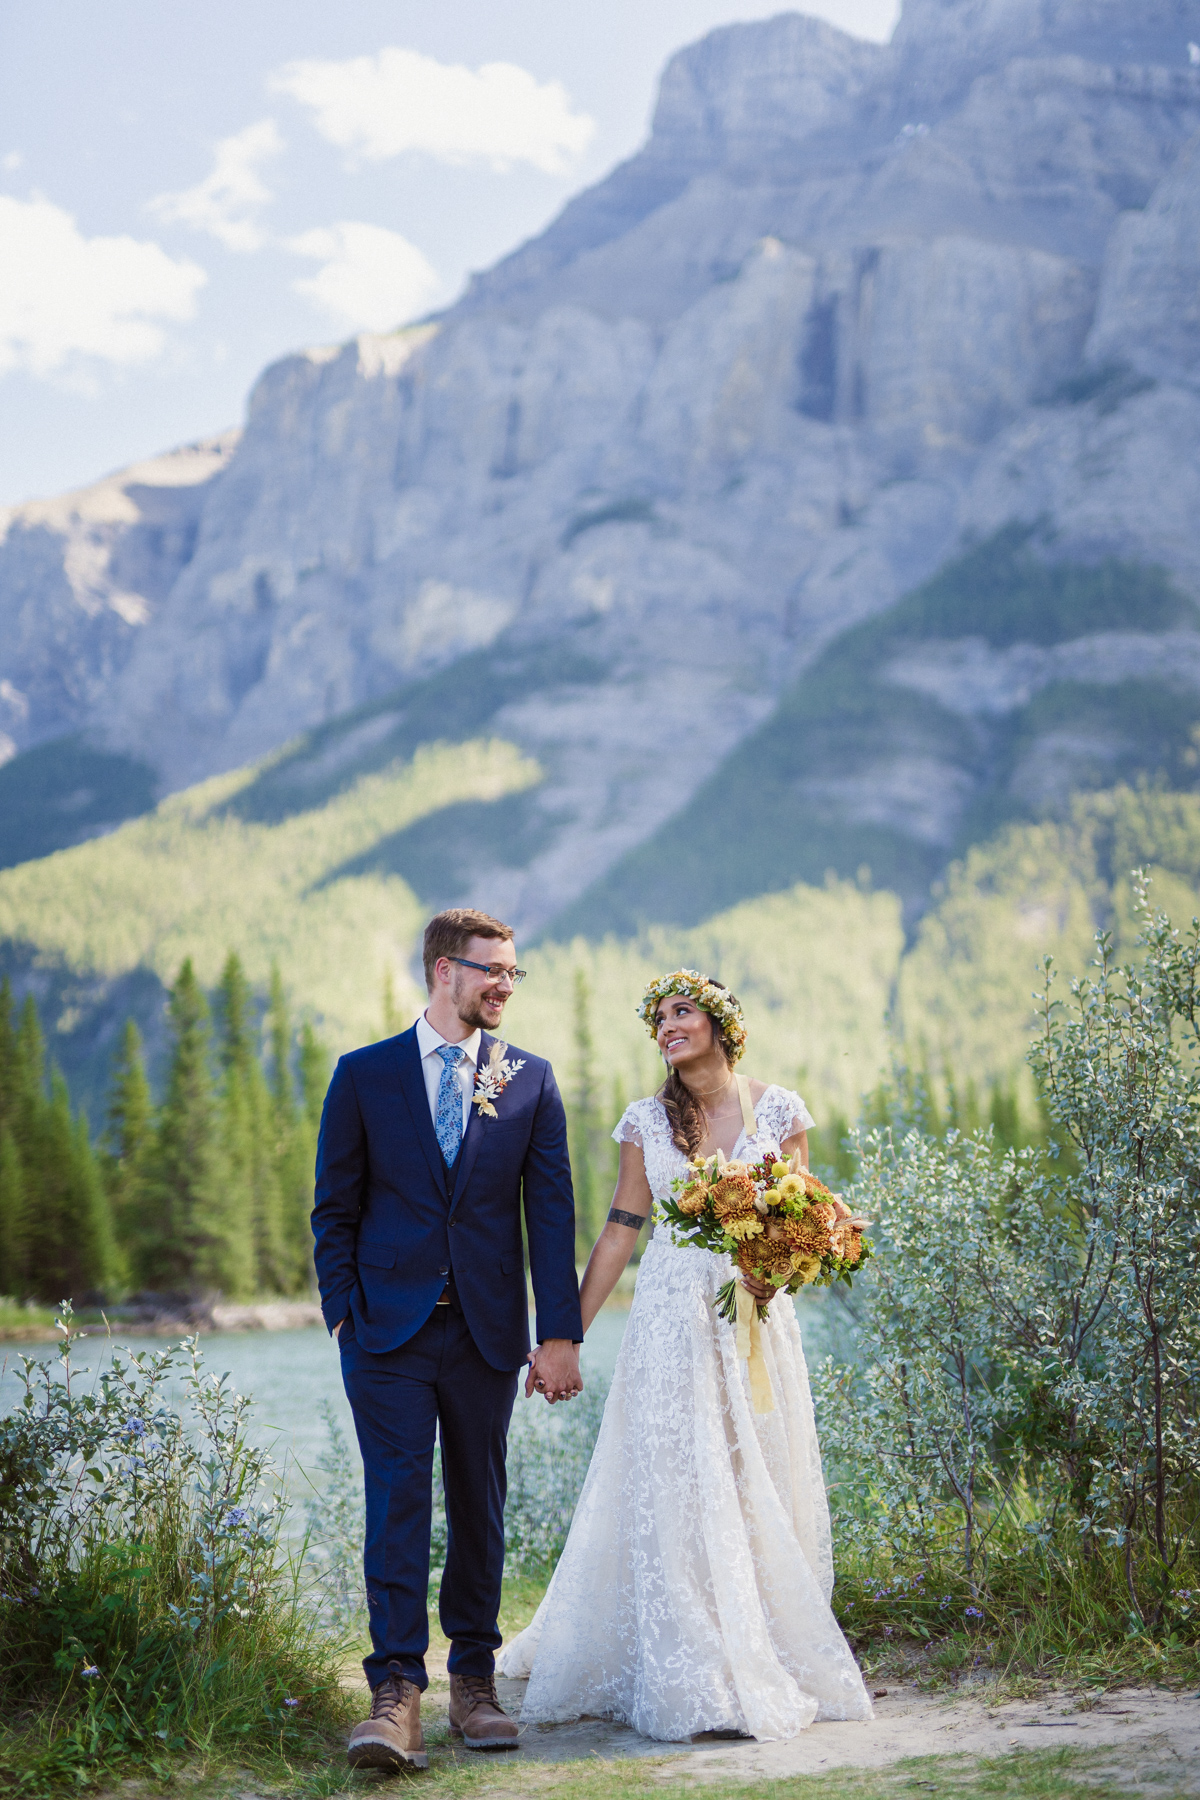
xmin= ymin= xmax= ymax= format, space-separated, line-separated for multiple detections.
xmin=831 ymin=1542 xmax=1200 ymax=1699
xmin=5 ymin=1514 xmax=1197 ymax=1794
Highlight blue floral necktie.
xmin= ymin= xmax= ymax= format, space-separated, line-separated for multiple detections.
xmin=434 ymin=1044 xmax=465 ymax=1166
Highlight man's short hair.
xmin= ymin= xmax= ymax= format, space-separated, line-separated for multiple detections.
xmin=422 ymin=908 xmax=514 ymax=991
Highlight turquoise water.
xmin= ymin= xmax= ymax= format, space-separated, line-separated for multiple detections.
xmin=0 ymin=1292 xmax=838 ymax=1453
xmin=0 ymin=1307 xmax=632 ymax=1495
xmin=0 ymin=1290 xmax=839 ymax=1519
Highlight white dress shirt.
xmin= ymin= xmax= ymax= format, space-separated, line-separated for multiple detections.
xmin=415 ymin=1012 xmax=481 ymax=1136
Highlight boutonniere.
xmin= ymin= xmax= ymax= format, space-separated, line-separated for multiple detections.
xmin=472 ymin=1040 xmax=526 ymax=1118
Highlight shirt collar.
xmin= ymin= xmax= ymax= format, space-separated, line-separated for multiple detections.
xmin=417 ymin=1012 xmax=482 ymax=1069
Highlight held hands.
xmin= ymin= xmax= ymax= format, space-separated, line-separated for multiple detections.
xmin=525 ymin=1337 xmax=583 ymax=1403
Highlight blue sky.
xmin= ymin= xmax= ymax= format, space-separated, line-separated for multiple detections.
xmin=0 ymin=0 xmax=898 ymax=508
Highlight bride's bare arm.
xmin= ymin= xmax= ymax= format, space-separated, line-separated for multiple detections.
xmin=577 ymin=1140 xmax=654 ymax=1335
xmin=780 ymin=1127 xmax=809 ymax=1167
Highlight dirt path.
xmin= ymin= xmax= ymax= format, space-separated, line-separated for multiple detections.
xmin=382 ymin=1656 xmax=1200 ymax=1784
xmin=653 ymin=1684 xmax=1200 ymax=1786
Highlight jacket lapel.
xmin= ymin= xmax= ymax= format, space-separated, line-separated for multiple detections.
xmin=394 ymin=1026 xmax=446 ymax=1190
xmin=449 ymin=1031 xmax=493 ymax=1213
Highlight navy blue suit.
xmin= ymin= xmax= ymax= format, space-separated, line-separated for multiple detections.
xmin=311 ymin=1024 xmax=582 ymax=1689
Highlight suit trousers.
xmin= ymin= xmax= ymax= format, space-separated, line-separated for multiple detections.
xmin=339 ymin=1302 xmax=520 ymax=1690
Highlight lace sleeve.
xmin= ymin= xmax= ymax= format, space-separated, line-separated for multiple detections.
xmin=611 ymin=1102 xmax=645 ymax=1149
xmin=772 ymin=1086 xmax=815 ymax=1141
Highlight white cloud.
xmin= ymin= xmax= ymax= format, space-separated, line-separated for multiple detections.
xmin=148 ymin=118 xmax=284 ymax=251
xmin=270 ymin=46 xmax=594 ymax=175
xmin=2 ymin=152 xmax=23 ymax=174
xmin=0 ymin=193 xmax=206 ymax=377
xmin=286 ymin=221 xmax=440 ymax=333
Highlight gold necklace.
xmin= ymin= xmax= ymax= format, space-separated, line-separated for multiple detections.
xmin=687 ymin=1075 xmax=735 ymax=1110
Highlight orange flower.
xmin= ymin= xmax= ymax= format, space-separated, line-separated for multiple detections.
xmin=737 ymin=1234 xmax=795 ymax=1279
xmin=780 ymin=1209 xmax=833 ymax=1259
xmin=711 ymin=1173 xmax=758 ymax=1224
xmin=838 ymin=1227 xmax=864 ymax=1267
xmin=676 ymin=1182 xmax=708 ymax=1216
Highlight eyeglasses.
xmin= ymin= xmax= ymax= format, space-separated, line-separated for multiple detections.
xmin=449 ymin=956 xmax=527 ymax=986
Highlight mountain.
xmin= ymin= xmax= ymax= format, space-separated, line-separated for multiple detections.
xmin=2 ymin=0 xmax=1200 ymax=947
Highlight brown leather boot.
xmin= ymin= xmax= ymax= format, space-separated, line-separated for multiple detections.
xmin=347 ymin=1664 xmax=428 ymax=1770
xmin=448 ymin=1671 xmax=520 ymax=1750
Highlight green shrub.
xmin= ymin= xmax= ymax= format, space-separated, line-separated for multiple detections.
xmin=0 ymin=1308 xmax=347 ymax=1788
xmin=819 ymin=875 xmax=1200 ymax=1648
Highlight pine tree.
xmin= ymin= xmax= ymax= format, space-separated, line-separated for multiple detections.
xmin=148 ymin=959 xmax=251 ymax=1297
xmin=298 ymin=1022 xmax=329 ymax=1130
xmin=216 ymin=953 xmax=285 ymax=1295
xmin=4 ymin=995 xmax=52 ymax=1297
xmin=266 ymin=966 xmax=317 ymax=1293
xmin=103 ymin=1019 xmax=155 ymax=1287
xmin=989 ymin=1080 xmax=1022 ymax=1149
xmin=0 ymin=1125 xmax=26 ymax=1299
xmin=24 ymin=1074 xmax=119 ymax=1301
xmin=11 ymin=994 xmax=46 ymax=1163
xmin=0 ymin=980 xmax=26 ymax=1297
xmin=0 ymin=977 xmax=16 ymax=1137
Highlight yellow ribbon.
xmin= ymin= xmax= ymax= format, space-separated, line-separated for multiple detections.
xmin=734 ymin=1282 xmax=775 ymax=1415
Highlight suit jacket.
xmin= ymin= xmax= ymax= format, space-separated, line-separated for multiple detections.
xmin=310 ymin=1025 xmax=583 ymax=1369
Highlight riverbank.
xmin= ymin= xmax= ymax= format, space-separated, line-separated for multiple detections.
xmin=0 ymin=1296 xmax=325 ymax=1341
xmin=0 ymin=1266 xmax=640 ymax=1342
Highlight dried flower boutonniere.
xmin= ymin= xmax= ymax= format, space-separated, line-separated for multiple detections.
xmin=472 ymin=1039 xmax=526 ymax=1118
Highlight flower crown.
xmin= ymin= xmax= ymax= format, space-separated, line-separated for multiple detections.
xmin=638 ymin=969 xmax=748 ymax=1062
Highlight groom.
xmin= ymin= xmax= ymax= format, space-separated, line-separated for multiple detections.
xmin=311 ymin=908 xmax=583 ymax=1771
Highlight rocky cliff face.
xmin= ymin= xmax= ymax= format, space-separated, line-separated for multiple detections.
xmin=3 ymin=0 xmax=1200 ymax=931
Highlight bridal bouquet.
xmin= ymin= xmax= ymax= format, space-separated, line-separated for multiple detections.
xmin=660 ymin=1150 xmax=872 ymax=1324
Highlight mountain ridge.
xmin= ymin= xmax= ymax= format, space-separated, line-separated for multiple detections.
xmin=2 ymin=0 xmax=1200 ymax=942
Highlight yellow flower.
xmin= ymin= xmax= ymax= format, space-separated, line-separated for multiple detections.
xmin=724 ymin=1216 xmax=764 ymax=1242
xmin=762 ymin=1187 xmax=782 ymax=1207
xmin=793 ymin=1254 xmax=822 ymax=1285
xmin=771 ymin=1161 xmax=789 ymax=1177
xmin=777 ymin=1174 xmax=804 ymax=1200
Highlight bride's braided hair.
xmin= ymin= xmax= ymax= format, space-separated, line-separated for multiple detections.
xmin=651 ymin=977 xmax=744 ymax=1157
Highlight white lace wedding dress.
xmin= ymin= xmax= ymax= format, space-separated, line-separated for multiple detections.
xmin=497 ymin=1085 xmax=873 ymax=1742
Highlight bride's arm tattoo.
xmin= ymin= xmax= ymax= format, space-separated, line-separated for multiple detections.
xmin=608 ymin=1207 xmax=647 ymax=1230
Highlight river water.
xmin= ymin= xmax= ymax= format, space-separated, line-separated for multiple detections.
xmin=0 ymin=1294 xmax=839 ymax=1507
xmin=0 ymin=1308 xmax=631 ymax=1497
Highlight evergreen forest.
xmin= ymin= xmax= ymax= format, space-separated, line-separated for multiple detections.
xmin=0 ymin=957 xmax=327 ymax=1305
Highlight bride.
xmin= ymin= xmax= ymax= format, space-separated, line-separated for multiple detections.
xmin=498 ymin=970 xmax=873 ymax=1742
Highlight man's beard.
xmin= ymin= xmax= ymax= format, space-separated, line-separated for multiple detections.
xmin=453 ymin=974 xmax=505 ymax=1032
